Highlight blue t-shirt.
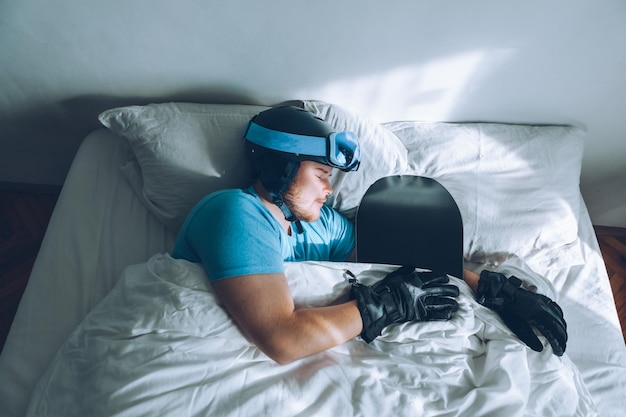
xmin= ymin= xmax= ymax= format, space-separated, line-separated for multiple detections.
xmin=171 ymin=187 xmax=355 ymax=281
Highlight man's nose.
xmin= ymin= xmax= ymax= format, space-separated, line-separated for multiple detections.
xmin=324 ymin=180 xmax=333 ymax=196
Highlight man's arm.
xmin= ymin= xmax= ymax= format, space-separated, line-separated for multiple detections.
xmin=462 ymin=269 xmax=479 ymax=293
xmin=213 ymin=272 xmax=363 ymax=365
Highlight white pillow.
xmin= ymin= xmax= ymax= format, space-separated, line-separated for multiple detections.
xmin=99 ymin=101 xmax=409 ymax=232
xmin=99 ymin=103 xmax=269 ymax=232
xmin=301 ymin=100 xmax=409 ymax=218
xmin=384 ymin=121 xmax=585 ymax=272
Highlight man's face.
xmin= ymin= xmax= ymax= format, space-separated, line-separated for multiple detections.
xmin=282 ymin=161 xmax=333 ymax=222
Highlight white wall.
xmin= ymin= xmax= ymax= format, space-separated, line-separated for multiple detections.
xmin=1 ymin=0 xmax=625 ymax=226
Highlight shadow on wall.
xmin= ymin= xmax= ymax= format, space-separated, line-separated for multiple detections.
xmin=581 ymin=175 xmax=626 ymax=228
xmin=1 ymin=86 xmax=265 ymax=152
xmin=0 ymin=87 xmax=271 ymax=185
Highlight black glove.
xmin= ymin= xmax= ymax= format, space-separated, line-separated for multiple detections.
xmin=477 ymin=270 xmax=568 ymax=356
xmin=350 ymin=265 xmax=460 ymax=343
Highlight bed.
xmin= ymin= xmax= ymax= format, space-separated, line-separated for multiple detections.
xmin=0 ymin=100 xmax=624 ymax=417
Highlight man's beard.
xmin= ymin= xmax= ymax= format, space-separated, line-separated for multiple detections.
xmin=282 ymin=183 xmax=319 ymax=223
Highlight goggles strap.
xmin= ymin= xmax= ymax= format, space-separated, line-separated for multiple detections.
xmin=245 ymin=122 xmax=326 ymax=158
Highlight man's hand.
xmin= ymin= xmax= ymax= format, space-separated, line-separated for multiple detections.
xmin=477 ymin=270 xmax=568 ymax=356
xmin=350 ymin=265 xmax=460 ymax=343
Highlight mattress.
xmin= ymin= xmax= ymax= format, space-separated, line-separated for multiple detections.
xmin=0 ymin=107 xmax=625 ymax=416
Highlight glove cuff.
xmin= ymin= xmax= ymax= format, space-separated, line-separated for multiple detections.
xmin=477 ymin=271 xmax=522 ymax=309
xmin=350 ymin=283 xmax=387 ymax=343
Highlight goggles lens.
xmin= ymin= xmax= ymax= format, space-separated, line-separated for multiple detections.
xmin=329 ymin=131 xmax=360 ymax=171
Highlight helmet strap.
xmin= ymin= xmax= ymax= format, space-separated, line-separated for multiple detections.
xmin=273 ymin=197 xmax=304 ymax=234
xmin=255 ymin=156 xmax=304 ymax=234
xmin=275 ymin=160 xmax=304 ymax=234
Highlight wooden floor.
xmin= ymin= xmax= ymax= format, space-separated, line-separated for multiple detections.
xmin=0 ymin=189 xmax=59 ymax=350
xmin=1 ymin=189 xmax=625 ymax=352
xmin=594 ymin=226 xmax=626 ymax=342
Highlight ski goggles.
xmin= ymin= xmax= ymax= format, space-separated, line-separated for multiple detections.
xmin=244 ymin=121 xmax=361 ymax=171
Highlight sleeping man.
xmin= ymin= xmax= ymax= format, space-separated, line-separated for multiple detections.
xmin=171 ymin=105 xmax=567 ymax=364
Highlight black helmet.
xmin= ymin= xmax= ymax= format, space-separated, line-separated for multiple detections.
xmin=243 ymin=106 xmax=360 ymax=225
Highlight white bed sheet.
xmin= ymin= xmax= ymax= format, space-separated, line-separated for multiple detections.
xmin=25 ymin=255 xmax=597 ymax=417
xmin=395 ymin=125 xmax=626 ymax=415
xmin=549 ymin=203 xmax=626 ymax=414
xmin=0 ymin=128 xmax=624 ymax=417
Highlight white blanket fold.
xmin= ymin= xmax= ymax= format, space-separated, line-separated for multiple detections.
xmin=26 ymin=254 xmax=597 ymax=417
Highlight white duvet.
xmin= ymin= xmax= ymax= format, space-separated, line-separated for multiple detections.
xmin=26 ymin=254 xmax=597 ymax=417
